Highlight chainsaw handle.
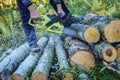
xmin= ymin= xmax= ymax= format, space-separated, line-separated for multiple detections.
xmin=28 ymin=18 xmax=36 ymax=27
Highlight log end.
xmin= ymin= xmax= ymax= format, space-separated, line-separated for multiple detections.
xmin=105 ymin=20 xmax=120 ymax=43
xmin=11 ymin=74 xmax=24 ymax=80
xmin=69 ymin=50 xmax=95 ymax=71
xmin=64 ymin=73 xmax=73 ymax=80
xmin=103 ymin=46 xmax=117 ymax=62
xmin=31 ymin=72 xmax=47 ymax=80
xmin=116 ymin=48 xmax=120 ymax=63
xmin=84 ymin=27 xmax=100 ymax=43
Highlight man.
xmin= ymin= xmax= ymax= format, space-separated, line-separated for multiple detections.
xmin=17 ymin=0 xmax=79 ymax=53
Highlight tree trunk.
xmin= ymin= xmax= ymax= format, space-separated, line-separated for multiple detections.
xmin=31 ymin=35 xmax=55 ymax=80
xmin=71 ymin=23 xmax=100 ymax=43
xmin=64 ymin=37 xmax=95 ymax=71
xmin=0 ymin=43 xmax=30 ymax=73
xmin=92 ymin=42 xmax=117 ymax=62
xmin=80 ymin=13 xmax=120 ymax=43
xmin=116 ymin=45 xmax=120 ymax=63
xmin=104 ymin=20 xmax=120 ymax=43
xmin=53 ymin=35 xmax=73 ymax=80
xmin=0 ymin=49 xmax=12 ymax=62
xmin=11 ymin=37 xmax=48 ymax=80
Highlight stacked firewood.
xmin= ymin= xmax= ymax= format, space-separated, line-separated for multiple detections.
xmin=0 ymin=13 xmax=120 ymax=80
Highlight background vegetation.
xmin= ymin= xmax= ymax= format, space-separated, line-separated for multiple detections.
xmin=0 ymin=0 xmax=120 ymax=80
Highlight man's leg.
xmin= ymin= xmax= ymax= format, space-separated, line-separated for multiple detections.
xmin=17 ymin=0 xmax=41 ymax=52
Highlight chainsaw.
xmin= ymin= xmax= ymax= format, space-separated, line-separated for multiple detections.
xmin=28 ymin=13 xmax=78 ymax=37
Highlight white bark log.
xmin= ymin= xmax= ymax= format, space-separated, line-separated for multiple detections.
xmin=0 ymin=49 xmax=12 ymax=62
xmin=0 ymin=43 xmax=30 ymax=73
xmin=32 ymin=35 xmax=55 ymax=77
xmin=53 ymin=34 xmax=70 ymax=69
xmin=12 ymin=37 xmax=48 ymax=78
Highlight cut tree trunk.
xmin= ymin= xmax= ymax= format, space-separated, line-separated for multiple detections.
xmin=64 ymin=37 xmax=95 ymax=71
xmin=31 ymin=35 xmax=55 ymax=80
xmin=0 ymin=43 xmax=30 ymax=73
xmin=116 ymin=45 xmax=120 ymax=63
xmin=104 ymin=20 xmax=120 ymax=43
xmin=53 ymin=34 xmax=73 ymax=80
xmin=79 ymin=13 xmax=120 ymax=43
xmin=0 ymin=49 xmax=12 ymax=62
xmin=71 ymin=23 xmax=100 ymax=43
xmin=11 ymin=37 xmax=48 ymax=80
xmin=93 ymin=17 xmax=119 ymax=43
xmin=92 ymin=42 xmax=117 ymax=62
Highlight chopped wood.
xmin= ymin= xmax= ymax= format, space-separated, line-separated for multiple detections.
xmin=104 ymin=20 xmax=120 ymax=43
xmin=71 ymin=23 xmax=100 ymax=43
xmin=64 ymin=37 xmax=95 ymax=71
xmin=31 ymin=35 xmax=55 ymax=80
xmin=53 ymin=34 xmax=70 ymax=69
xmin=92 ymin=42 xmax=117 ymax=62
xmin=11 ymin=37 xmax=48 ymax=80
xmin=53 ymin=34 xmax=73 ymax=80
xmin=116 ymin=47 xmax=120 ymax=63
xmin=0 ymin=43 xmax=31 ymax=73
xmin=0 ymin=49 xmax=12 ymax=62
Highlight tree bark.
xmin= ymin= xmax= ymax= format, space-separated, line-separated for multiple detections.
xmin=0 ymin=43 xmax=30 ymax=73
xmin=116 ymin=44 xmax=120 ymax=63
xmin=0 ymin=49 xmax=12 ymax=62
xmin=64 ymin=37 xmax=95 ymax=71
xmin=92 ymin=42 xmax=117 ymax=62
xmin=104 ymin=20 xmax=120 ymax=43
xmin=71 ymin=23 xmax=100 ymax=43
xmin=54 ymin=34 xmax=70 ymax=69
xmin=31 ymin=35 xmax=55 ymax=80
xmin=11 ymin=37 xmax=48 ymax=80
xmin=53 ymin=35 xmax=73 ymax=80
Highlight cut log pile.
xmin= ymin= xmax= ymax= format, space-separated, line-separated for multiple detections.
xmin=0 ymin=13 xmax=120 ymax=80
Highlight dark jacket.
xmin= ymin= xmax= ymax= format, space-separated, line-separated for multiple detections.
xmin=22 ymin=0 xmax=61 ymax=7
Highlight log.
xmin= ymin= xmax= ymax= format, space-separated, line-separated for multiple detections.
xmin=92 ymin=42 xmax=117 ymax=62
xmin=104 ymin=20 xmax=120 ymax=43
xmin=0 ymin=43 xmax=31 ymax=73
xmin=82 ymin=13 xmax=99 ymax=25
xmin=53 ymin=35 xmax=70 ymax=69
xmin=116 ymin=45 xmax=120 ymax=63
xmin=11 ymin=37 xmax=48 ymax=80
xmin=79 ymin=13 xmax=120 ymax=43
xmin=94 ymin=17 xmax=120 ymax=43
xmin=53 ymin=34 xmax=73 ymax=80
xmin=71 ymin=23 xmax=100 ymax=43
xmin=64 ymin=37 xmax=95 ymax=71
xmin=31 ymin=35 xmax=55 ymax=80
xmin=0 ymin=49 xmax=12 ymax=62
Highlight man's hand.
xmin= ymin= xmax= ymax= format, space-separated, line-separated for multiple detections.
xmin=28 ymin=5 xmax=40 ymax=20
xmin=56 ymin=4 xmax=65 ymax=18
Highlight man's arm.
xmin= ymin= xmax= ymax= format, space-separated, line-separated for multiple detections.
xmin=22 ymin=0 xmax=40 ymax=20
xmin=53 ymin=0 xmax=65 ymax=17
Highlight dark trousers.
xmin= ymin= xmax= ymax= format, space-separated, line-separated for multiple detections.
xmin=17 ymin=0 xmax=37 ymax=46
xmin=50 ymin=0 xmax=71 ymax=26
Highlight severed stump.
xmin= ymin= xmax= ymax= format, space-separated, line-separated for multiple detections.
xmin=53 ymin=34 xmax=73 ymax=80
xmin=31 ymin=35 xmax=55 ymax=80
xmin=92 ymin=42 xmax=117 ymax=62
xmin=11 ymin=37 xmax=48 ymax=80
xmin=0 ymin=43 xmax=30 ymax=73
xmin=116 ymin=44 xmax=120 ymax=63
xmin=104 ymin=20 xmax=120 ymax=43
xmin=71 ymin=23 xmax=100 ymax=43
xmin=64 ymin=37 xmax=95 ymax=71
